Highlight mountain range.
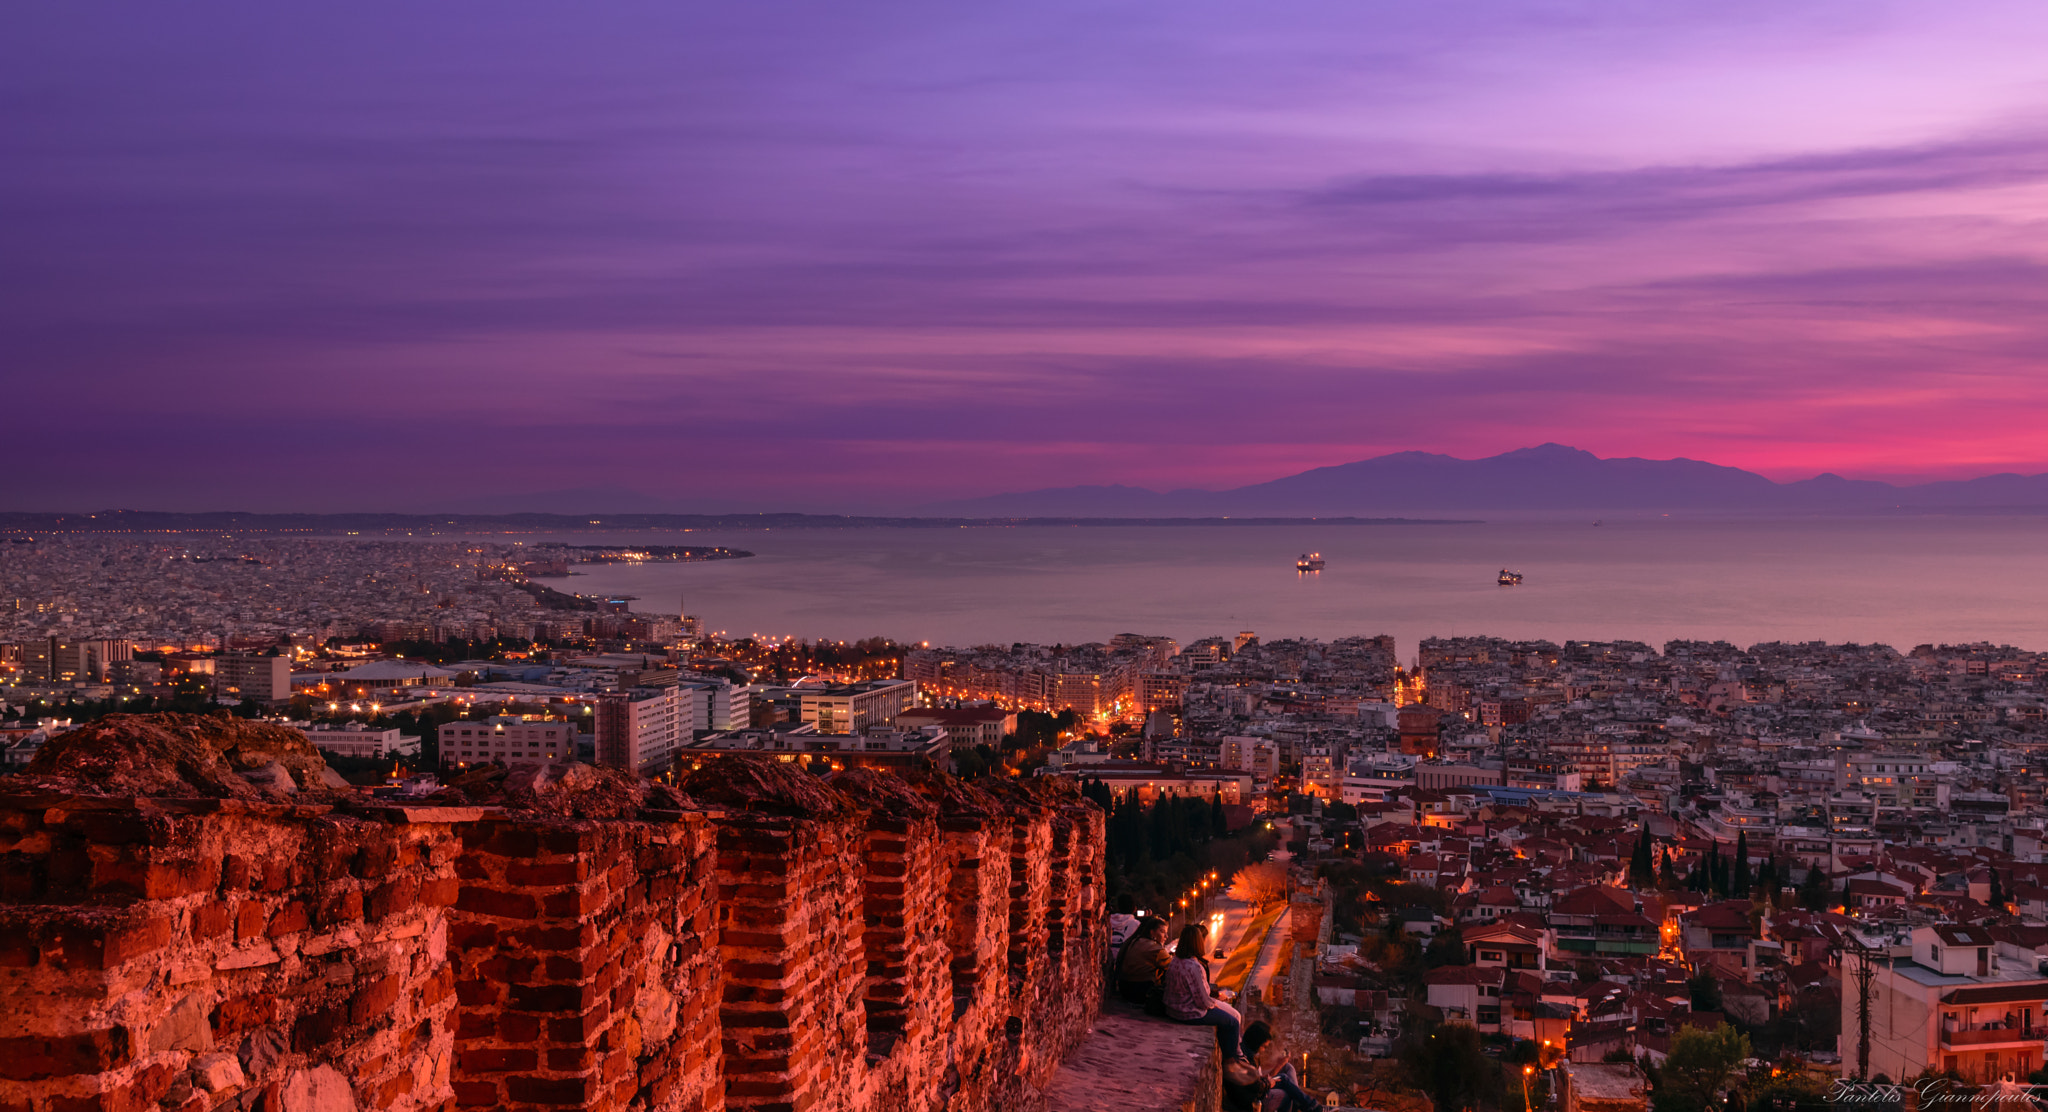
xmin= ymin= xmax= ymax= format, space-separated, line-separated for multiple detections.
xmin=921 ymin=445 xmax=2048 ymax=516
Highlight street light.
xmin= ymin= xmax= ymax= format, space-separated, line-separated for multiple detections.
xmin=1523 ymin=1065 xmax=1536 ymax=1112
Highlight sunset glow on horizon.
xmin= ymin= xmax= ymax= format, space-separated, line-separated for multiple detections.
xmin=8 ymin=1 xmax=2048 ymax=511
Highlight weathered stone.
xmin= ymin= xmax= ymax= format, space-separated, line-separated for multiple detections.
xmin=238 ymin=1026 xmax=288 ymax=1078
xmin=193 ymin=1052 xmax=247 ymax=1093
xmin=281 ymin=1065 xmax=358 ymax=1112
xmin=148 ymin=992 xmax=216 ymax=1054
xmin=239 ymin=760 xmax=297 ymax=796
xmin=216 ymin=941 xmax=281 ymax=970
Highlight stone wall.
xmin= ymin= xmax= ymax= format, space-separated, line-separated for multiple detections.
xmin=0 ymin=758 xmax=1105 ymax=1112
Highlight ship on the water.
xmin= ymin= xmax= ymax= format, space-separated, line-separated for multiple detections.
xmin=1497 ymin=569 xmax=1523 ymax=585
xmin=1296 ymin=552 xmax=1325 ymax=572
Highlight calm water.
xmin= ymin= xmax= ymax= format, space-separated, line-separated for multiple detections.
xmin=525 ymin=517 xmax=2048 ymax=657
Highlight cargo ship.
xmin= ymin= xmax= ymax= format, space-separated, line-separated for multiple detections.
xmin=1296 ymin=553 xmax=1325 ymax=572
xmin=1497 ymin=569 xmax=1523 ymax=585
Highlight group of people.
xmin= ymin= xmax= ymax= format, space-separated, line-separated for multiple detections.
xmin=1108 ymin=897 xmax=1326 ymax=1112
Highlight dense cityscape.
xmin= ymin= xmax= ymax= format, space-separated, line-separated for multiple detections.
xmin=8 ymin=534 xmax=2048 ymax=1110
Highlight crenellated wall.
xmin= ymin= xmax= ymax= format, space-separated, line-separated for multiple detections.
xmin=0 ymin=759 xmax=1105 ymax=1112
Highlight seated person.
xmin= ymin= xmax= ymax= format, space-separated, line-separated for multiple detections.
xmin=1117 ymin=915 xmax=1172 ymax=1004
xmin=1162 ymin=924 xmax=1243 ymax=1060
xmin=1234 ymin=1021 xmax=1323 ymax=1112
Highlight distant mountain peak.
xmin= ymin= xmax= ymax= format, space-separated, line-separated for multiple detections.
xmin=922 ymin=446 xmax=2048 ymax=516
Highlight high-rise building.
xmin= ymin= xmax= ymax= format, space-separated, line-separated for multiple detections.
xmin=13 ymin=640 xmax=54 ymax=683
xmin=214 ymin=654 xmax=292 ymax=704
xmin=597 ymin=686 xmax=693 ymax=776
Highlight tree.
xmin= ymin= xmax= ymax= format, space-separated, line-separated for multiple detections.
xmin=1798 ymin=866 xmax=1830 ymax=911
xmin=1733 ymin=832 xmax=1751 ymax=897
xmin=1631 ymin=828 xmax=1655 ymax=887
xmin=1230 ymin=861 xmax=1290 ymax=907
xmin=1398 ymin=1020 xmax=1491 ymax=1112
xmin=1425 ymin=924 xmax=1469 ymax=968
xmin=1655 ymin=1024 xmax=1750 ymax=1112
xmin=1990 ymin=869 xmax=2007 ymax=911
xmin=1660 ymin=848 xmax=1677 ymax=889
xmin=1687 ymin=970 xmax=1724 ymax=1013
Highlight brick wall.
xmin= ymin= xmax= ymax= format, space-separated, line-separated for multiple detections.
xmin=0 ymin=759 xmax=1105 ymax=1112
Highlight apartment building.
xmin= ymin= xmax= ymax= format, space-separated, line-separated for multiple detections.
xmin=1849 ymin=925 xmax=2048 ymax=1083
xmin=215 ymin=654 xmax=292 ymax=704
xmin=439 ymin=715 xmax=579 ymax=770
xmin=295 ymin=723 xmax=419 ymax=760
xmin=597 ymin=686 xmax=693 ymax=776
xmin=799 ymin=679 xmax=916 ymax=735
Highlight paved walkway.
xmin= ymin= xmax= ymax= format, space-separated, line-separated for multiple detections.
xmin=1038 ymin=1003 xmax=1220 ymax=1112
xmin=1243 ymin=905 xmax=1293 ymax=1003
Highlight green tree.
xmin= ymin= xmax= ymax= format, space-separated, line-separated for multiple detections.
xmin=1797 ymin=866 xmax=1830 ymax=911
xmin=1687 ymin=970 xmax=1724 ymax=1013
xmin=1631 ymin=827 xmax=1655 ymax=887
xmin=1425 ymin=924 xmax=1469 ymax=968
xmin=1398 ymin=1020 xmax=1491 ymax=1112
xmin=1660 ymin=848 xmax=1677 ymax=889
xmin=1655 ymin=1024 xmax=1750 ymax=1112
xmin=1733 ymin=832 xmax=1751 ymax=897
xmin=1990 ymin=869 xmax=2006 ymax=911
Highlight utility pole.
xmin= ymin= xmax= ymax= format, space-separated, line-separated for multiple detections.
xmin=1848 ymin=935 xmax=1880 ymax=1080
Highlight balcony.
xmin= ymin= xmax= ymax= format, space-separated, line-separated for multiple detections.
xmin=1941 ymin=1026 xmax=2045 ymax=1048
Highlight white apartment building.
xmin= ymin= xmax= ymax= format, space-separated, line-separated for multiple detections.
xmin=295 ymin=723 xmax=420 ymax=760
xmin=680 ymin=680 xmax=750 ymax=732
xmin=1343 ymin=753 xmax=1418 ymax=803
xmin=597 ymin=686 xmax=694 ymax=776
xmin=799 ymin=679 xmax=916 ymax=735
xmin=439 ymin=715 xmax=578 ymax=770
xmin=215 ymin=654 xmax=293 ymax=704
xmin=1222 ymin=737 xmax=1279 ymax=784
xmin=1846 ymin=925 xmax=2048 ymax=1084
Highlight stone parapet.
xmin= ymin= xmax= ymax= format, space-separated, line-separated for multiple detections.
xmin=0 ymin=756 xmax=1105 ymax=1112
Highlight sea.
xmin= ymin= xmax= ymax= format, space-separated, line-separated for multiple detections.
xmin=517 ymin=515 xmax=2048 ymax=658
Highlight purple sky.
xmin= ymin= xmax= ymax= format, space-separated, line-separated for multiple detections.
xmin=8 ymin=1 xmax=2048 ymax=512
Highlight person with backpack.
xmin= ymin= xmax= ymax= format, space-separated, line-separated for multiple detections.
xmin=1108 ymin=894 xmax=1141 ymax=951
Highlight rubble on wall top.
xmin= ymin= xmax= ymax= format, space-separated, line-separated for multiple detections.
xmin=10 ymin=712 xmax=349 ymax=802
xmin=439 ymin=759 xmax=687 ymax=821
xmin=680 ymin=755 xmax=860 ymax=818
xmin=831 ymin=765 xmax=940 ymax=820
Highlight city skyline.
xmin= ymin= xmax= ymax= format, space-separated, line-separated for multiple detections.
xmin=9 ymin=3 xmax=2048 ymax=511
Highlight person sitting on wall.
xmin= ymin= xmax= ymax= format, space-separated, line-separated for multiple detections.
xmin=1117 ymin=915 xmax=1172 ymax=1008
xmin=1162 ymin=923 xmax=1244 ymax=1061
xmin=1223 ymin=1020 xmax=1324 ymax=1112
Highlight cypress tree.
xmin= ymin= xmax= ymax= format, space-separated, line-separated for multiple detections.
xmin=1660 ymin=847 xmax=1677 ymax=888
xmin=1631 ymin=828 xmax=1654 ymax=887
xmin=1990 ymin=869 xmax=2007 ymax=911
xmin=1798 ymin=865 xmax=1828 ymax=911
xmin=1733 ymin=832 xmax=1751 ymax=897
